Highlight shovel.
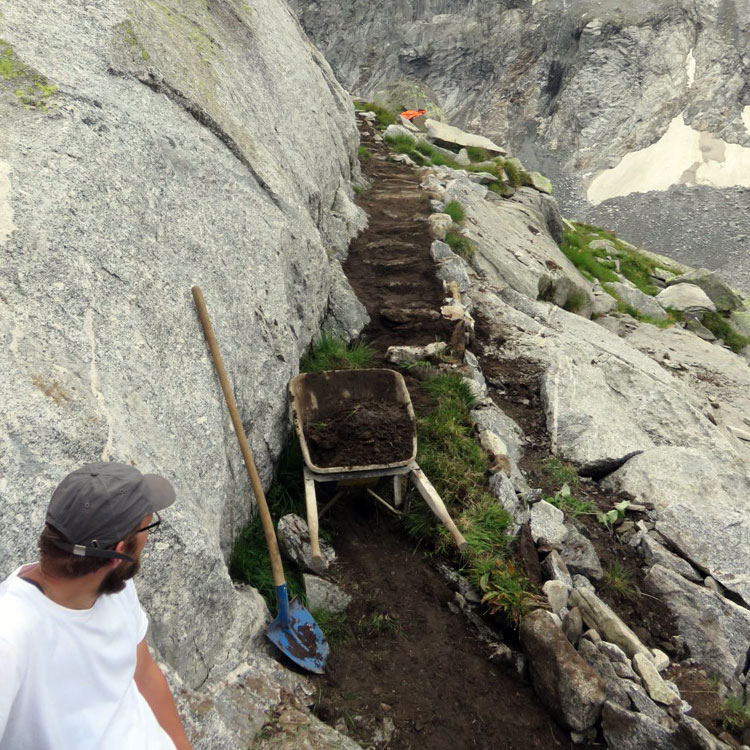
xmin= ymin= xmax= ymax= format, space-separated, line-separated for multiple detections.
xmin=192 ymin=286 xmax=329 ymax=674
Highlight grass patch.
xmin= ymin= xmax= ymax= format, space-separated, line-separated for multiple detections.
xmin=473 ymin=556 xmax=539 ymax=626
xmin=358 ymin=145 xmax=371 ymax=159
xmin=721 ymin=695 xmax=750 ymax=734
xmin=354 ymin=100 xmax=396 ymax=130
xmin=358 ymin=612 xmax=403 ymax=638
xmin=229 ymin=439 xmax=307 ymax=609
xmin=444 ymin=200 xmax=465 ymax=224
xmin=560 ymin=226 xmax=619 ymax=285
xmin=384 ymin=133 xmax=428 ymax=166
xmin=563 ymin=289 xmax=587 ymax=313
xmin=466 ymin=146 xmax=493 ymax=162
xmin=300 ymin=334 xmax=375 ymax=372
xmin=502 ymin=160 xmax=522 ymax=188
xmin=384 ymin=133 xmax=416 ymax=150
xmin=619 ymin=253 xmax=659 ymax=296
xmin=602 ymin=560 xmax=637 ymax=600
xmin=444 ymin=231 xmax=475 ymax=260
xmin=415 ymin=140 xmax=461 ymax=169
xmin=542 ymin=457 xmax=579 ymax=489
xmin=545 ymin=486 xmax=595 ymax=518
xmin=701 ymin=311 xmax=750 ymax=353
xmin=312 ymin=609 xmax=351 ymax=649
xmin=562 ymin=220 xmax=665 ymax=296
xmin=405 ymin=373 xmax=536 ymax=626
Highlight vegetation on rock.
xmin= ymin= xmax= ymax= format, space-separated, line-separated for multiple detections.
xmin=353 ymin=99 xmax=396 ymax=130
xmin=0 ymin=40 xmax=57 ymax=109
xmin=405 ymin=372 xmax=536 ymax=625
xmin=444 ymin=200 xmax=465 ymax=224
xmin=444 ymin=231 xmax=475 ymax=260
xmin=299 ymin=334 xmax=375 ymax=372
xmin=231 ymin=337 xmax=375 ymax=607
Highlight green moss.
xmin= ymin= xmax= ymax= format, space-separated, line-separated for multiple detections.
xmin=143 ymin=0 xmax=219 ymax=66
xmin=357 ymin=145 xmax=371 ymax=160
xmin=0 ymin=40 xmax=57 ymax=109
xmin=701 ymin=311 xmax=750 ymax=353
xmin=116 ymin=20 xmax=150 ymax=62
xmin=466 ymin=146 xmax=492 ymax=163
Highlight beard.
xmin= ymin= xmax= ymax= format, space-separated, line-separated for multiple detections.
xmin=98 ymin=545 xmax=141 ymax=595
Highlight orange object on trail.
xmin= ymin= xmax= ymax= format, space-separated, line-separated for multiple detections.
xmin=400 ymin=109 xmax=426 ymax=120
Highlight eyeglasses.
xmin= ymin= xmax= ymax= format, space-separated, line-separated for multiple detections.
xmin=136 ymin=511 xmax=162 ymax=535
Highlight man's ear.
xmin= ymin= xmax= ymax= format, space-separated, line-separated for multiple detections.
xmin=110 ymin=541 xmax=127 ymax=568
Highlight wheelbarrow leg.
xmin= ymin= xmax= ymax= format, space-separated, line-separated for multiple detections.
xmin=410 ymin=465 xmax=468 ymax=553
xmin=393 ymin=474 xmax=404 ymax=508
xmin=303 ymin=467 xmax=324 ymax=571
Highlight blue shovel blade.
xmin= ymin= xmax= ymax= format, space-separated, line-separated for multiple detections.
xmin=266 ymin=584 xmax=329 ymax=674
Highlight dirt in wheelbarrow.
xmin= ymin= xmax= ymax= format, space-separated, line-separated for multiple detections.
xmin=310 ymin=500 xmax=596 ymax=750
xmin=305 ymin=400 xmax=415 ymax=469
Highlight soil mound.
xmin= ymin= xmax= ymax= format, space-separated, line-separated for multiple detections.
xmin=305 ymin=400 xmax=415 ymax=468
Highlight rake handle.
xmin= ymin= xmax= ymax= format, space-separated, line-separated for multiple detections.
xmin=192 ymin=286 xmax=286 ymax=588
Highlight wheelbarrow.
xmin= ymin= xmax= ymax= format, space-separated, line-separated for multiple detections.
xmin=288 ymin=368 xmax=467 ymax=570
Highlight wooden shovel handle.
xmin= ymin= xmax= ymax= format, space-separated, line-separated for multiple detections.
xmin=192 ymin=287 xmax=286 ymax=588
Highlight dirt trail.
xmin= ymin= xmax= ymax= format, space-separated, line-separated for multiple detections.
xmin=343 ymin=126 xmax=454 ymax=355
xmin=311 ymin=117 xmax=596 ymax=750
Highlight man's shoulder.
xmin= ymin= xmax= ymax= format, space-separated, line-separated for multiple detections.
xmin=0 ymin=570 xmax=42 ymax=646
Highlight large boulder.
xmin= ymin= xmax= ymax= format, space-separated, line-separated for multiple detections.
xmin=602 ymin=448 xmax=750 ymax=602
xmin=620 ymin=322 xmax=750 ymax=463
xmin=520 ymin=609 xmax=606 ymax=731
xmin=605 ymin=282 xmax=668 ymax=322
xmin=0 ymin=0 xmax=364 ymax=744
xmin=424 ymin=118 xmax=506 ymax=155
xmin=644 ymin=565 xmax=750 ymax=690
xmin=666 ymin=268 xmax=743 ymax=312
xmin=655 ymin=283 xmax=716 ymax=313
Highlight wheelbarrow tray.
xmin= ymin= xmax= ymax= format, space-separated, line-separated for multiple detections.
xmin=289 ymin=369 xmax=417 ymax=474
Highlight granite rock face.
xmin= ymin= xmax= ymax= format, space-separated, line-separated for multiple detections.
xmin=0 ymin=0 xmax=364 ymax=738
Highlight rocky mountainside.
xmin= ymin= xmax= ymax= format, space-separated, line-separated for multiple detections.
xmin=0 ymin=0 xmax=368 ymax=744
xmin=3 ymin=0 xmax=750 ymax=747
xmin=288 ymin=0 xmax=750 ymax=289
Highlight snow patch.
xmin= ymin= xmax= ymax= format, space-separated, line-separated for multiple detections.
xmin=686 ymin=49 xmax=696 ymax=87
xmin=743 ymin=105 xmax=750 ymax=135
xmin=587 ymin=114 xmax=750 ymax=204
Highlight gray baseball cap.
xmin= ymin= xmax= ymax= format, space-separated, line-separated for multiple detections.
xmin=46 ymin=462 xmax=176 ymax=560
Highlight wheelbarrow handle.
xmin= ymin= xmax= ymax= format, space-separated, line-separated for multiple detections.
xmin=410 ymin=466 xmax=468 ymax=553
xmin=192 ymin=286 xmax=286 ymax=589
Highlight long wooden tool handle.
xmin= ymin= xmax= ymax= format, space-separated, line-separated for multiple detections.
xmin=192 ymin=286 xmax=286 ymax=588
xmin=410 ymin=466 xmax=468 ymax=553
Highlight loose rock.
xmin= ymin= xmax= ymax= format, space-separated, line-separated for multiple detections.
xmin=277 ymin=514 xmax=337 ymax=572
xmin=520 ymin=609 xmax=606 ymax=731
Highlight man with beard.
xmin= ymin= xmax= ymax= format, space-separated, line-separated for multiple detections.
xmin=0 ymin=462 xmax=192 ymax=750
